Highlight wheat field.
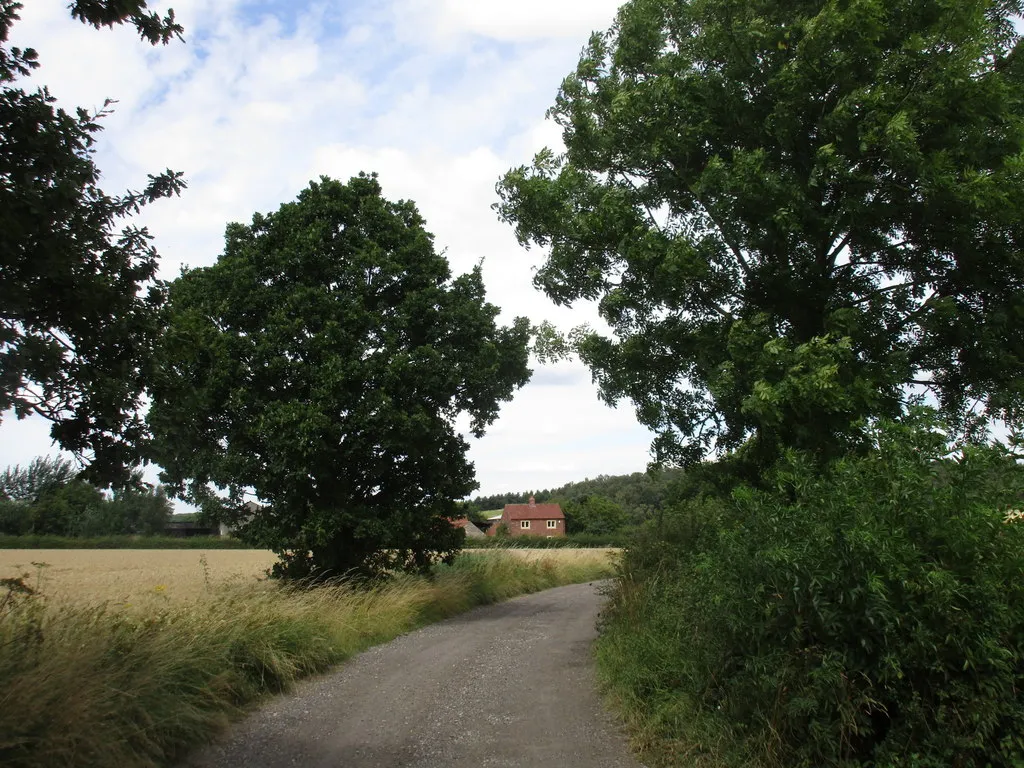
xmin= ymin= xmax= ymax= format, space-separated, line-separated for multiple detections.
xmin=0 ymin=547 xmax=616 ymax=607
xmin=0 ymin=549 xmax=280 ymax=607
xmin=1 ymin=546 xmax=616 ymax=768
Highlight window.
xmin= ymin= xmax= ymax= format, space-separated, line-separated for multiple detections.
xmin=520 ymin=520 xmax=530 ymax=529
xmin=546 ymin=520 xmax=558 ymax=529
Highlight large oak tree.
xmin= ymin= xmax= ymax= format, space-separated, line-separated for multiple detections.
xmin=148 ymin=174 xmax=532 ymax=579
xmin=498 ymin=0 xmax=1024 ymax=469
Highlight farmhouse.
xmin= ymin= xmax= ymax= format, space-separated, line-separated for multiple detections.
xmin=488 ymin=496 xmax=565 ymax=537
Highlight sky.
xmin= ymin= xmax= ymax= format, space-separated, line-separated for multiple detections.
xmin=0 ymin=0 xmax=656 ymax=502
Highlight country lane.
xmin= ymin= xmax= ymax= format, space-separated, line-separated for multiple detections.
xmin=181 ymin=581 xmax=645 ymax=768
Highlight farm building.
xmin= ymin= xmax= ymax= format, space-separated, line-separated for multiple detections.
xmin=487 ymin=496 xmax=565 ymax=537
xmin=450 ymin=517 xmax=487 ymax=538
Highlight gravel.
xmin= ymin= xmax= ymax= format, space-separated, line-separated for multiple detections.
xmin=180 ymin=581 xmax=645 ymax=768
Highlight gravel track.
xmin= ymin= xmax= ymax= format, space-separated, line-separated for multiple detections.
xmin=181 ymin=581 xmax=644 ymax=768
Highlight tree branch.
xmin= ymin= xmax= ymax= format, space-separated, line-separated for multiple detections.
xmin=615 ymin=171 xmax=663 ymax=235
xmin=832 ymin=240 xmax=913 ymax=274
xmin=851 ymin=280 xmax=925 ymax=305
xmin=897 ymin=289 xmax=942 ymax=330
xmin=693 ymin=195 xmax=752 ymax=278
xmin=47 ymin=330 xmax=77 ymax=354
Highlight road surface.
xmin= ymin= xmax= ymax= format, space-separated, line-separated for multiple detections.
xmin=182 ymin=581 xmax=644 ymax=768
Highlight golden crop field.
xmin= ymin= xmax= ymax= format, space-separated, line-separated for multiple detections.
xmin=0 ymin=548 xmax=280 ymax=607
xmin=1 ymin=544 xmax=616 ymax=768
xmin=0 ymin=547 xmax=617 ymax=608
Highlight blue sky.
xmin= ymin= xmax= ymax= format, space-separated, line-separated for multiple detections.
xmin=1 ymin=0 xmax=656 ymax=500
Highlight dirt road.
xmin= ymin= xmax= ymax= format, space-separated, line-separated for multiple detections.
xmin=182 ymin=581 xmax=644 ymax=768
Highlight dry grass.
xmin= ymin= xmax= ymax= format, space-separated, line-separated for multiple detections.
xmin=1 ymin=548 xmax=614 ymax=768
xmin=463 ymin=546 xmax=620 ymax=565
xmin=0 ymin=548 xmax=618 ymax=608
xmin=0 ymin=549 xmax=279 ymax=608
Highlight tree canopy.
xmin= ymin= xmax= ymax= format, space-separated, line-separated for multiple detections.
xmin=0 ymin=455 xmax=172 ymax=536
xmin=466 ymin=466 xmax=686 ymax=525
xmin=147 ymin=174 xmax=532 ymax=579
xmin=497 ymin=0 xmax=1024 ymax=470
xmin=0 ymin=0 xmax=185 ymax=487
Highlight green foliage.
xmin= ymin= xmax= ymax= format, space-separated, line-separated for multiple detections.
xmin=0 ymin=1 xmax=185 ymax=487
xmin=147 ymin=174 xmax=532 ymax=580
xmin=497 ymin=0 xmax=1024 ymax=469
xmin=0 ymin=456 xmax=77 ymax=502
xmin=468 ymin=466 xmax=686 ymax=526
xmin=76 ymin=485 xmax=173 ymax=536
xmin=560 ymin=494 xmax=630 ymax=534
xmin=0 ymin=456 xmax=173 ymax=536
xmin=31 ymin=481 xmax=106 ymax=537
xmin=598 ymin=414 xmax=1024 ymax=767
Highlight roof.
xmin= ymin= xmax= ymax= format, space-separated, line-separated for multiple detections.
xmin=503 ymin=503 xmax=564 ymax=521
xmin=450 ymin=518 xmax=486 ymax=537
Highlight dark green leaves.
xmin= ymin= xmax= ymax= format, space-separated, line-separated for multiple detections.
xmin=148 ymin=175 xmax=532 ymax=580
xmin=0 ymin=1 xmax=185 ymax=487
xmin=498 ymin=0 xmax=1024 ymax=468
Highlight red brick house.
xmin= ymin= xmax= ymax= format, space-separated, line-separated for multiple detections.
xmin=487 ymin=496 xmax=565 ymax=537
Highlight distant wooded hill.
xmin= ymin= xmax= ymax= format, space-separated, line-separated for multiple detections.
xmin=464 ymin=468 xmax=688 ymax=527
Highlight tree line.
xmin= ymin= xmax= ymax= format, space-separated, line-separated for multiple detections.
xmin=463 ymin=467 xmax=688 ymax=533
xmin=0 ymin=457 xmax=172 ymax=537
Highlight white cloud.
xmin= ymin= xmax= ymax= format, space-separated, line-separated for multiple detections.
xmin=0 ymin=0 xmax=653 ymax=499
xmin=401 ymin=0 xmax=623 ymax=42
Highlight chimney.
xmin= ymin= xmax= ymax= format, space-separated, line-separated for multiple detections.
xmin=529 ymin=495 xmax=536 ymax=507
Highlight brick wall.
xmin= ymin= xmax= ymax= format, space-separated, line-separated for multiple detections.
xmin=507 ymin=517 xmax=565 ymax=537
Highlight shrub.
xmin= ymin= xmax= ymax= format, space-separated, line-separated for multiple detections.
xmin=598 ymin=414 xmax=1024 ymax=767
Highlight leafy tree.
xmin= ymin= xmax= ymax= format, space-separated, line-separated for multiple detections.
xmin=497 ymin=0 xmax=1024 ymax=470
xmin=147 ymin=174 xmax=532 ymax=579
xmin=31 ymin=479 xmax=105 ymax=535
xmin=77 ymin=481 xmax=172 ymax=535
xmin=470 ymin=468 xmax=686 ymax=525
xmin=0 ymin=455 xmax=77 ymax=502
xmin=0 ymin=498 xmax=28 ymax=534
xmin=0 ymin=0 xmax=185 ymax=487
xmin=562 ymin=494 xmax=629 ymax=534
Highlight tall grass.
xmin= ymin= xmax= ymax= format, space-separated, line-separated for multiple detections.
xmin=0 ymin=550 xmax=613 ymax=768
xmin=463 ymin=532 xmax=630 ymax=548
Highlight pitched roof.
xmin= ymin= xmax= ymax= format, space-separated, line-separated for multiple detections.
xmin=503 ymin=503 xmax=564 ymax=521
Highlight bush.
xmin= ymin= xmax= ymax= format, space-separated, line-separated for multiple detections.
xmin=598 ymin=414 xmax=1024 ymax=767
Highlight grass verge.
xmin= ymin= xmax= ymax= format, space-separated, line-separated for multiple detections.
xmin=463 ymin=532 xmax=630 ymax=548
xmin=0 ymin=549 xmax=612 ymax=768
